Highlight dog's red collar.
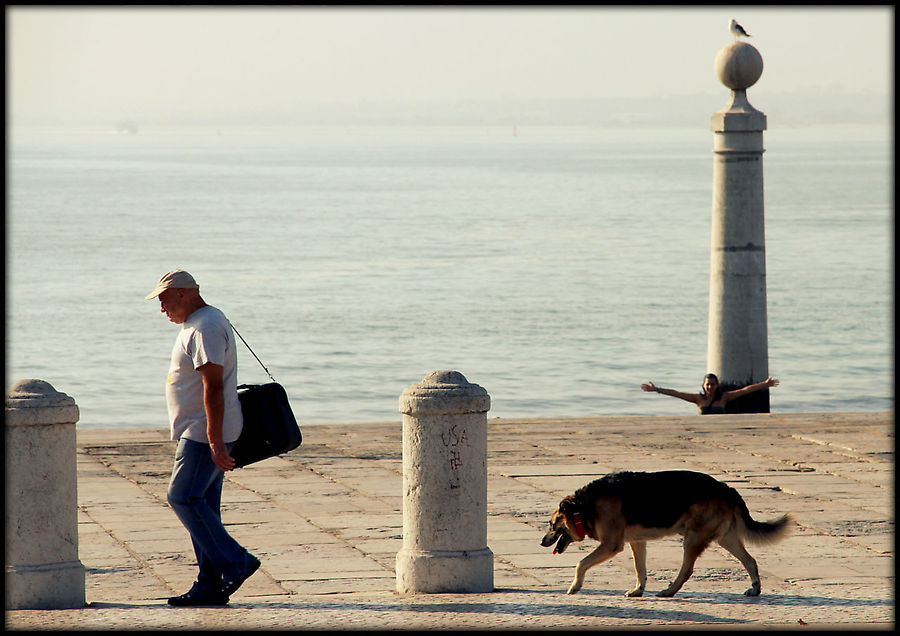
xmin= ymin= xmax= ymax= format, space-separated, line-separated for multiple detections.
xmin=573 ymin=511 xmax=587 ymax=540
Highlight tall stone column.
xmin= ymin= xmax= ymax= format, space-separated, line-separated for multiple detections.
xmin=396 ymin=370 xmax=493 ymax=593
xmin=5 ymin=379 xmax=86 ymax=609
xmin=708 ymin=41 xmax=771 ymax=413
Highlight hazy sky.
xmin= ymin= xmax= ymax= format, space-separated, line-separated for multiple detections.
xmin=6 ymin=6 xmax=893 ymax=126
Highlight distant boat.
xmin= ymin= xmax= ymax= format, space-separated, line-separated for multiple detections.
xmin=115 ymin=120 xmax=138 ymax=134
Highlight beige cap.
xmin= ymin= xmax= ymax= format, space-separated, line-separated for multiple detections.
xmin=145 ymin=269 xmax=199 ymax=300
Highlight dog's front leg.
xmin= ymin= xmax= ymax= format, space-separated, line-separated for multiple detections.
xmin=625 ymin=541 xmax=647 ymax=597
xmin=567 ymin=542 xmax=623 ymax=595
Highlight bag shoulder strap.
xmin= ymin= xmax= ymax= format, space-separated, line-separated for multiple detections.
xmin=231 ymin=324 xmax=276 ymax=383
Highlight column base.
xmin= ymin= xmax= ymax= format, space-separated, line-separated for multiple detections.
xmin=396 ymin=547 xmax=494 ymax=594
xmin=5 ymin=560 xmax=86 ymax=610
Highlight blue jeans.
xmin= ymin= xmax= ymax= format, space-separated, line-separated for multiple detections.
xmin=167 ymin=438 xmax=254 ymax=594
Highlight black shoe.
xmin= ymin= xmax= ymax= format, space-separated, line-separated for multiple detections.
xmin=167 ymin=588 xmax=229 ymax=607
xmin=219 ymin=556 xmax=261 ymax=598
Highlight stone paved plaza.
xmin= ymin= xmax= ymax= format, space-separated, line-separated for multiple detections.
xmin=5 ymin=412 xmax=894 ymax=630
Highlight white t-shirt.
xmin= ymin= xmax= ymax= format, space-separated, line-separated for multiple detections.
xmin=165 ymin=305 xmax=243 ymax=444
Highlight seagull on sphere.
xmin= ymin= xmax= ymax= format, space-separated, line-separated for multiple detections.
xmin=730 ymin=19 xmax=752 ymax=39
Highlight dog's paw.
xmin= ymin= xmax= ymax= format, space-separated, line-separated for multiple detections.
xmin=625 ymin=587 xmax=644 ymax=597
xmin=566 ymin=582 xmax=582 ymax=595
xmin=656 ymin=588 xmax=677 ymax=598
xmin=744 ymin=585 xmax=761 ymax=597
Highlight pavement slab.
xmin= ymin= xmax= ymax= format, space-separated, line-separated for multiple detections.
xmin=5 ymin=412 xmax=894 ymax=630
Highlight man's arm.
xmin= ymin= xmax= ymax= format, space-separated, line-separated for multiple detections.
xmin=197 ymin=362 xmax=235 ymax=472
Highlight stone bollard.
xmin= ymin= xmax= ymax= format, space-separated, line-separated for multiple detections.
xmin=396 ymin=370 xmax=493 ymax=593
xmin=5 ymin=379 xmax=86 ymax=610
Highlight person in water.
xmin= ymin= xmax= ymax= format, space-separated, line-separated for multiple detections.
xmin=641 ymin=373 xmax=779 ymax=414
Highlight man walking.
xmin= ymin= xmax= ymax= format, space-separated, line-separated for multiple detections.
xmin=146 ymin=269 xmax=260 ymax=606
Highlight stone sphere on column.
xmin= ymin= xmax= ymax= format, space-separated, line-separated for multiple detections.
xmin=714 ymin=41 xmax=763 ymax=90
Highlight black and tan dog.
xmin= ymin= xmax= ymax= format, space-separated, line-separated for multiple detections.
xmin=541 ymin=470 xmax=791 ymax=597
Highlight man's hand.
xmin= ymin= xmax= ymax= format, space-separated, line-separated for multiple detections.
xmin=210 ymin=441 xmax=236 ymax=472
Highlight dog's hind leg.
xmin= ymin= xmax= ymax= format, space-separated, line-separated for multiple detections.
xmin=657 ymin=534 xmax=710 ymax=597
xmin=625 ymin=541 xmax=647 ymax=597
xmin=567 ymin=542 xmax=624 ymax=595
xmin=717 ymin=530 xmax=761 ymax=596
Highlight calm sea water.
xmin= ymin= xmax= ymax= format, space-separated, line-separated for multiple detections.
xmin=6 ymin=124 xmax=892 ymax=429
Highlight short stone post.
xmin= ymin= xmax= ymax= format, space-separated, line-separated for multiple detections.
xmin=5 ymin=379 xmax=86 ymax=610
xmin=396 ymin=370 xmax=493 ymax=593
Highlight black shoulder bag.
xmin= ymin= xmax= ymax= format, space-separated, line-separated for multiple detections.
xmin=230 ymin=325 xmax=302 ymax=468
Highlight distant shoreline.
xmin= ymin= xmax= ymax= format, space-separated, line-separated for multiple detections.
xmin=72 ymin=409 xmax=894 ymax=432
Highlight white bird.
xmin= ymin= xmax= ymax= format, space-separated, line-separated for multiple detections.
xmin=730 ymin=19 xmax=752 ymax=39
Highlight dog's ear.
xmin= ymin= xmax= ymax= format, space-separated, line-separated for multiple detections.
xmin=558 ymin=495 xmax=576 ymax=518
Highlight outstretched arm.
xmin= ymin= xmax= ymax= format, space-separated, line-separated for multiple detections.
xmin=722 ymin=376 xmax=779 ymax=403
xmin=641 ymin=381 xmax=701 ymax=405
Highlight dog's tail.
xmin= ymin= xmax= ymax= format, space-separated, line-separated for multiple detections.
xmin=735 ymin=498 xmax=793 ymax=545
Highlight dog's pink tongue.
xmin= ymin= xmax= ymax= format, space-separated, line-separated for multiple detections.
xmin=553 ymin=549 xmax=558 ymax=555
